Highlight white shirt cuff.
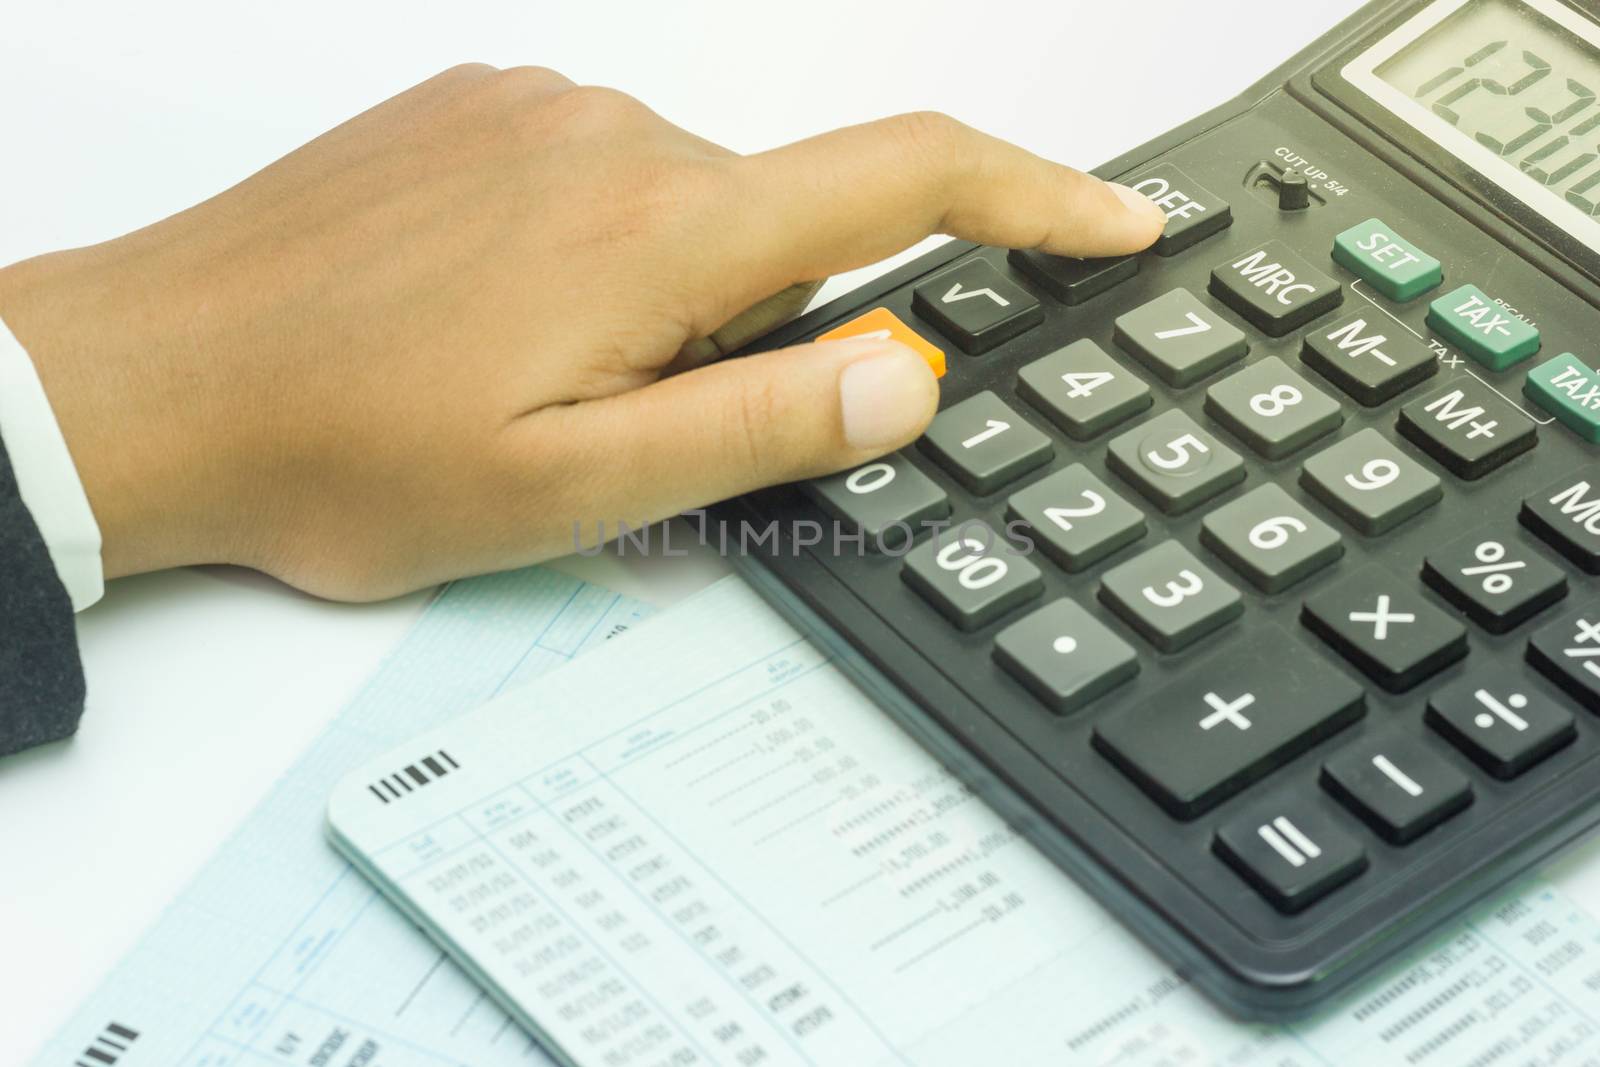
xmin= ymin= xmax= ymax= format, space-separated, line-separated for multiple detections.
xmin=0 ymin=314 xmax=104 ymax=611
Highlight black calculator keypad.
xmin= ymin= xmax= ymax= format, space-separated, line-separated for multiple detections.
xmin=1092 ymin=635 xmax=1364 ymax=818
xmin=1007 ymin=249 xmax=1138 ymax=305
xmin=901 ymin=522 xmax=1042 ymax=630
xmin=1005 ymin=464 xmax=1145 ymax=572
xmin=1106 ymin=409 xmax=1244 ymax=515
xmin=803 ymin=454 xmax=950 ymax=547
xmin=1209 ymin=239 xmax=1343 ymax=337
xmin=1320 ymin=734 xmax=1473 ymax=844
xmin=1114 ymin=288 xmax=1248 ymax=386
xmin=1204 ymin=355 xmax=1344 ymax=458
xmin=1302 ymin=565 xmax=1467 ymax=692
xmin=1527 ymin=602 xmax=1600 ymax=710
xmin=1126 ymin=163 xmax=1232 ymax=256
xmin=1213 ymin=800 xmax=1367 ymax=914
xmin=993 ymin=598 xmax=1139 ymax=714
xmin=911 ymin=259 xmax=1042 ymax=355
xmin=919 ymin=391 xmax=1052 ymax=494
xmin=1421 ymin=526 xmax=1568 ymax=633
xmin=1426 ymin=674 xmax=1576 ymax=780
xmin=1396 ymin=377 xmax=1538 ymax=480
xmin=1098 ymin=539 xmax=1242 ymax=651
xmin=1201 ymin=484 xmax=1343 ymax=593
xmin=1521 ymin=471 xmax=1600 ymax=573
xmin=1017 ymin=339 xmax=1152 ymax=440
xmin=1300 ymin=428 xmax=1442 ymax=535
xmin=1300 ymin=311 xmax=1439 ymax=407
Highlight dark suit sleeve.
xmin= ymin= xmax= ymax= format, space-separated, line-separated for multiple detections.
xmin=0 ymin=428 xmax=85 ymax=756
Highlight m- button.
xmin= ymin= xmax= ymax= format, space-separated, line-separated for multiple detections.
xmin=1126 ymin=164 xmax=1232 ymax=256
xmin=1209 ymin=240 xmax=1343 ymax=337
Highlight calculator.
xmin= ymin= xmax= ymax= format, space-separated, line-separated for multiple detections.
xmin=711 ymin=0 xmax=1600 ymax=1018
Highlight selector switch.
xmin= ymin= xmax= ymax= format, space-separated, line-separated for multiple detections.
xmin=1277 ymin=171 xmax=1311 ymax=212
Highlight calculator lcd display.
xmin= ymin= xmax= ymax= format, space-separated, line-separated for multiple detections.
xmin=1344 ymin=0 xmax=1600 ymax=250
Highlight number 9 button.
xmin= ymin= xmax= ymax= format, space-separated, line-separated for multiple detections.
xmin=1300 ymin=428 xmax=1442 ymax=535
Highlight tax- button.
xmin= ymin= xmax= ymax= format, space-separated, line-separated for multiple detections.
xmin=1426 ymin=283 xmax=1540 ymax=370
xmin=1524 ymin=353 xmax=1600 ymax=443
xmin=1092 ymin=633 xmax=1364 ymax=819
xmin=911 ymin=259 xmax=1042 ymax=355
xmin=1209 ymin=240 xmax=1343 ymax=337
xmin=1125 ymin=164 xmax=1232 ymax=256
xmin=1330 ymin=218 xmax=1443 ymax=302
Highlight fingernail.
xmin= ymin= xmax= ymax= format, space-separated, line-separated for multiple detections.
xmin=836 ymin=341 xmax=937 ymax=450
xmin=1108 ymin=181 xmax=1166 ymax=225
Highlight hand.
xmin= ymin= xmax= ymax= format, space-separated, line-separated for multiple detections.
xmin=0 ymin=64 xmax=1164 ymax=601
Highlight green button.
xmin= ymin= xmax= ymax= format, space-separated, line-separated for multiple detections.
xmin=1425 ymin=283 xmax=1541 ymax=370
xmin=1525 ymin=352 xmax=1600 ymax=442
xmin=1331 ymin=217 xmax=1443 ymax=302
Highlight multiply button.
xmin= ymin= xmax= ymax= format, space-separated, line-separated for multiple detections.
xmin=1397 ymin=377 xmax=1537 ymax=480
xmin=1302 ymin=564 xmax=1467 ymax=692
xmin=1209 ymin=240 xmax=1343 ymax=337
xmin=1426 ymin=283 xmax=1540 ymax=371
xmin=1330 ymin=218 xmax=1443 ymax=302
xmin=1091 ymin=634 xmax=1364 ymax=818
xmin=1524 ymin=353 xmax=1600 ymax=443
xmin=911 ymin=259 xmax=1042 ymax=355
xmin=1125 ymin=164 xmax=1232 ymax=256
xmin=1301 ymin=311 xmax=1438 ymax=407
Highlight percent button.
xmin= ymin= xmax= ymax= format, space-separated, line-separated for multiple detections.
xmin=1423 ymin=529 xmax=1568 ymax=633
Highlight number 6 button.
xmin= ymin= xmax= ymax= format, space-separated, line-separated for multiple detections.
xmin=1107 ymin=409 xmax=1244 ymax=515
xmin=1300 ymin=428 xmax=1442 ymax=535
xmin=902 ymin=522 xmax=1042 ymax=631
xmin=1201 ymin=484 xmax=1343 ymax=593
xmin=1099 ymin=540 xmax=1243 ymax=651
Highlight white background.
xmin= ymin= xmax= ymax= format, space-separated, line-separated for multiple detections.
xmin=0 ymin=1 xmax=1362 ymax=1061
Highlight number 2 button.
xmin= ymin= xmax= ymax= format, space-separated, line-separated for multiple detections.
xmin=1107 ymin=409 xmax=1244 ymax=515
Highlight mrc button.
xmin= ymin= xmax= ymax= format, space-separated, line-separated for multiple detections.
xmin=1426 ymin=283 xmax=1540 ymax=370
xmin=1125 ymin=164 xmax=1232 ymax=256
xmin=1209 ymin=240 xmax=1343 ymax=337
xmin=1331 ymin=218 xmax=1443 ymax=302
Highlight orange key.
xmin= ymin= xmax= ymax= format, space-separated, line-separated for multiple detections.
xmin=817 ymin=306 xmax=946 ymax=379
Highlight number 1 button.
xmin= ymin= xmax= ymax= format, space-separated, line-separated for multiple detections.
xmin=911 ymin=259 xmax=1043 ymax=355
xmin=920 ymin=392 xmax=1052 ymax=495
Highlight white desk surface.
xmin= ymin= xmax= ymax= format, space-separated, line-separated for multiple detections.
xmin=0 ymin=2 xmax=1362 ymax=1061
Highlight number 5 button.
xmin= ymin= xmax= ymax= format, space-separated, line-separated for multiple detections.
xmin=1107 ymin=409 xmax=1244 ymax=515
xmin=1300 ymin=429 xmax=1442 ymax=535
xmin=920 ymin=391 xmax=1053 ymax=495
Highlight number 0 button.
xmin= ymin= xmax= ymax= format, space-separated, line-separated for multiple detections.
xmin=1099 ymin=540 xmax=1243 ymax=651
xmin=920 ymin=391 xmax=1053 ymax=495
xmin=1107 ymin=409 xmax=1244 ymax=515
xmin=902 ymin=523 xmax=1042 ymax=631
xmin=803 ymin=454 xmax=950 ymax=549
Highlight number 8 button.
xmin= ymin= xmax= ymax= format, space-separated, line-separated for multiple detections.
xmin=1204 ymin=356 xmax=1343 ymax=459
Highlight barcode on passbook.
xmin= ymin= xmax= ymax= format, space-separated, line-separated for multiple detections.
xmin=75 ymin=1021 xmax=138 ymax=1066
xmin=367 ymin=749 xmax=459 ymax=804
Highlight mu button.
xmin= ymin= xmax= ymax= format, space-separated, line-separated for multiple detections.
xmin=1210 ymin=240 xmax=1343 ymax=337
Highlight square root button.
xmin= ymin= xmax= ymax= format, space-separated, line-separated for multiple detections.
xmin=1209 ymin=240 xmax=1343 ymax=337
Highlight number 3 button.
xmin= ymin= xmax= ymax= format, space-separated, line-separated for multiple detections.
xmin=1107 ymin=409 xmax=1244 ymax=515
xmin=1099 ymin=540 xmax=1243 ymax=651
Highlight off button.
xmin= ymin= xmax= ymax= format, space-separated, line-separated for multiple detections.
xmin=1331 ymin=218 xmax=1443 ymax=302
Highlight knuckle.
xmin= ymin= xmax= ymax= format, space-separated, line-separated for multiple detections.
xmin=886 ymin=110 xmax=964 ymax=163
xmin=727 ymin=379 xmax=781 ymax=484
xmin=544 ymin=84 xmax=648 ymax=129
xmin=434 ymin=62 xmax=498 ymax=83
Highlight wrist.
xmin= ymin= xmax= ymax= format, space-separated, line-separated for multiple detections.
xmin=0 ymin=245 xmax=241 ymax=579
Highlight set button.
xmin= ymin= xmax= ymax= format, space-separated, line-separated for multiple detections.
xmin=1330 ymin=218 xmax=1442 ymax=302
xmin=1426 ymin=283 xmax=1540 ymax=371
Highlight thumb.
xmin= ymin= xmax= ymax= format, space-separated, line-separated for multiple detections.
xmin=561 ymin=336 xmax=939 ymax=525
